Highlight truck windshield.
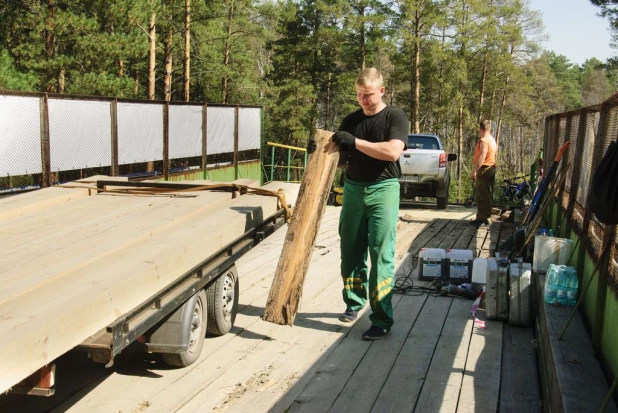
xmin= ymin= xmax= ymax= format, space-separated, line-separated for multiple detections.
xmin=407 ymin=136 xmax=439 ymax=150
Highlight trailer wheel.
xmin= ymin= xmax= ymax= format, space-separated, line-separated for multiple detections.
xmin=162 ymin=290 xmax=207 ymax=367
xmin=206 ymin=265 xmax=239 ymax=336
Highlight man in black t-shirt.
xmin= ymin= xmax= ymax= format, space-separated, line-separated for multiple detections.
xmin=308 ymin=68 xmax=408 ymax=340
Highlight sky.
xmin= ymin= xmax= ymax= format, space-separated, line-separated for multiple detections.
xmin=528 ymin=0 xmax=616 ymax=65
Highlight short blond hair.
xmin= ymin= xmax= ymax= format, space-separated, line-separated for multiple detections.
xmin=356 ymin=68 xmax=384 ymax=88
xmin=480 ymin=120 xmax=492 ymax=131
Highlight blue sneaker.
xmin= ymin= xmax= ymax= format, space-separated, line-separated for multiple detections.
xmin=362 ymin=325 xmax=390 ymax=340
xmin=339 ymin=309 xmax=358 ymax=322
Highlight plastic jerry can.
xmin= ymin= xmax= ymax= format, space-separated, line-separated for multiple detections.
xmin=418 ymin=248 xmax=446 ymax=281
xmin=533 ymin=236 xmax=573 ymax=273
xmin=508 ymin=262 xmax=532 ymax=327
xmin=446 ymin=249 xmax=474 ymax=283
xmin=472 ymin=258 xmax=487 ymax=286
xmin=485 ymin=258 xmax=509 ymax=321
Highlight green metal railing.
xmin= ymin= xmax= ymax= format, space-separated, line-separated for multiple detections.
xmin=264 ymin=142 xmax=307 ymax=183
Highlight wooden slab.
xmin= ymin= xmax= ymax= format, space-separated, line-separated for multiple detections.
xmin=372 ymin=296 xmax=452 ymax=412
xmin=414 ymin=298 xmax=474 ymax=412
xmin=0 ymin=182 xmax=299 ymax=394
xmin=457 ymin=319 xmax=503 ymax=412
xmin=536 ymin=275 xmax=618 ymax=413
xmin=264 ymin=129 xmax=338 ymax=325
xmin=500 ymin=324 xmax=543 ymax=413
xmin=328 ymin=294 xmax=428 ymax=412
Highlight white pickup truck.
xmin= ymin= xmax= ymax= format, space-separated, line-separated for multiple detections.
xmin=399 ymin=134 xmax=457 ymax=209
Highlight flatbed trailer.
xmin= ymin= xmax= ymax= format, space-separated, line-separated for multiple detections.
xmin=0 ymin=178 xmax=298 ymax=397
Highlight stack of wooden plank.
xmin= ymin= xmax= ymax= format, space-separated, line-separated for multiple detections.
xmin=0 ymin=177 xmax=299 ymax=394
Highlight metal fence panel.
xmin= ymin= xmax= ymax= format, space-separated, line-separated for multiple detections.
xmin=48 ymin=99 xmax=112 ymax=171
xmin=169 ymin=105 xmax=202 ymax=160
xmin=207 ymin=106 xmax=234 ymax=155
xmin=0 ymin=95 xmax=42 ymax=176
xmin=238 ymin=108 xmax=261 ymax=151
xmin=577 ymin=112 xmax=598 ymax=207
xmin=117 ymin=102 xmax=164 ymax=165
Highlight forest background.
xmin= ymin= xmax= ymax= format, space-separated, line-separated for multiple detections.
xmin=2 ymin=0 xmax=618 ymax=201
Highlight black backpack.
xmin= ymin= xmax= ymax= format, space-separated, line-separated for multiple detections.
xmin=590 ymin=141 xmax=618 ymax=225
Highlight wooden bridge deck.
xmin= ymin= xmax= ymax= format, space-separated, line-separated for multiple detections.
xmin=1 ymin=206 xmax=541 ymax=413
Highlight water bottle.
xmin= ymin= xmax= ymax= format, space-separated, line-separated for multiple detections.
xmin=544 ymin=265 xmax=558 ymax=304
xmin=555 ymin=265 xmax=568 ymax=305
xmin=566 ymin=267 xmax=578 ymax=306
xmin=541 ymin=228 xmax=547 ymax=236
xmin=548 ymin=229 xmax=555 ymax=237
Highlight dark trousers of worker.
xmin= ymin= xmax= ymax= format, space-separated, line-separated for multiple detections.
xmin=339 ymin=178 xmax=399 ymax=330
xmin=475 ymin=165 xmax=496 ymax=221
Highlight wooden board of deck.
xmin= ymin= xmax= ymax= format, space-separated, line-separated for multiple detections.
xmin=0 ymin=210 xmax=543 ymax=413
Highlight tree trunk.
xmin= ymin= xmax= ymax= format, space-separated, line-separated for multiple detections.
xmin=478 ymin=49 xmax=488 ymax=122
xmin=360 ymin=4 xmax=366 ymax=69
xmin=58 ymin=66 xmax=65 ymax=93
xmin=45 ymin=0 xmax=56 ymax=93
xmin=457 ymin=101 xmax=463 ymax=202
xmin=324 ymin=72 xmax=331 ymax=129
xmin=148 ymin=11 xmax=156 ymax=100
xmin=411 ymin=9 xmax=422 ymax=134
xmin=495 ymin=75 xmax=509 ymax=149
xmin=489 ymin=88 xmax=496 ymax=120
xmin=221 ymin=0 xmax=235 ymax=104
xmin=134 ymin=70 xmax=140 ymax=96
xmin=118 ymin=60 xmax=124 ymax=78
xmin=164 ymin=27 xmax=173 ymax=101
xmin=184 ymin=0 xmax=191 ymax=101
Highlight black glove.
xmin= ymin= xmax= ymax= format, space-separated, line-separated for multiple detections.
xmin=307 ymin=138 xmax=317 ymax=154
xmin=332 ymin=131 xmax=356 ymax=151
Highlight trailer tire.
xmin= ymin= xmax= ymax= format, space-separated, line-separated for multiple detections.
xmin=162 ymin=290 xmax=207 ymax=367
xmin=206 ymin=265 xmax=239 ymax=336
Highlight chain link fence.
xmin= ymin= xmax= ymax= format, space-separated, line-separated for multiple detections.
xmin=544 ymin=94 xmax=618 ymax=293
xmin=0 ymin=90 xmax=262 ymax=194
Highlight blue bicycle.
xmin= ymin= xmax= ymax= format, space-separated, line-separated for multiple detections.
xmin=493 ymin=175 xmax=532 ymax=205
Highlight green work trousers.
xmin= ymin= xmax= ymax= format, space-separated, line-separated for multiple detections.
xmin=475 ymin=165 xmax=496 ymax=221
xmin=339 ymin=178 xmax=400 ymax=330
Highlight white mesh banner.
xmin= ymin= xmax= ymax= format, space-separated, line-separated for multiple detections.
xmin=117 ymin=103 xmax=164 ymax=164
xmin=238 ymin=108 xmax=261 ymax=151
xmin=0 ymin=95 xmax=42 ymax=175
xmin=207 ymin=107 xmax=235 ymax=155
xmin=169 ymin=105 xmax=202 ymax=159
xmin=48 ymin=99 xmax=112 ymax=171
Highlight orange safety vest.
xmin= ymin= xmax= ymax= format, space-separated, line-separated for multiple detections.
xmin=474 ymin=135 xmax=497 ymax=167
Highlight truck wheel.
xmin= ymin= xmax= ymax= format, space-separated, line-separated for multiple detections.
xmin=206 ymin=265 xmax=239 ymax=336
xmin=162 ymin=290 xmax=207 ymax=367
xmin=437 ymin=196 xmax=448 ymax=210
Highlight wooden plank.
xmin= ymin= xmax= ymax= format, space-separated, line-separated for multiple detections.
xmin=263 ymin=129 xmax=338 ymax=325
xmin=0 ymin=182 xmax=299 ymax=394
xmin=424 ymin=219 xmax=459 ymax=249
xmin=407 ymin=219 xmax=450 ymax=259
xmin=329 ymin=294 xmax=428 ymax=413
xmin=457 ymin=319 xmax=503 ymax=412
xmin=452 ymin=221 xmax=478 ymax=251
xmin=0 ymin=191 xmax=246 ymax=302
xmin=437 ymin=220 xmax=470 ymax=250
xmin=500 ymin=324 xmax=543 ymax=413
xmin=536 ymin=275 xmax=618 ymax=413
xmin=414 ymin=298 xmax=474 ymax=412
xmin=473 ymin=226 xmax=489 ymax=257
xmin=371 ymin=296 xmax=453 ymax=412
xmin=485 ymin=221 xmax=502 ymax=253
xmin=285 ymin=294 xmax=404 ymax=413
